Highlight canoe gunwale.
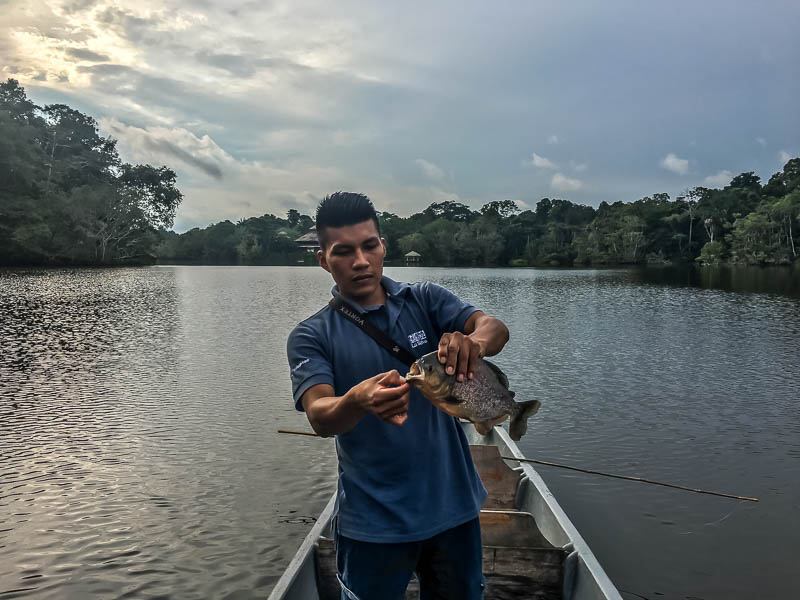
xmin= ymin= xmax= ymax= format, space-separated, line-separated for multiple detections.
xmin=468 ymin=425 xmax=622 ymax=600
xmin=267 ymin=494 xmax=336 ymax=599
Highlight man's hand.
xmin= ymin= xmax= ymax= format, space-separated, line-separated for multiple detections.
xmin=438 ymin=331 xmax=484 ymax=383
xmin=348 ymin=369 xmax=409 ymax=426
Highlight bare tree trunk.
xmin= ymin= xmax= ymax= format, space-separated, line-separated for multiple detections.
xmin=45 ymin=130 xmax=57 ymax=194
xmin=788 ymin=215 xmax=796 ymax=257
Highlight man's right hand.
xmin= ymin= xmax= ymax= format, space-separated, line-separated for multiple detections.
xmin=348 ymin=370 xmax=410 ymax=426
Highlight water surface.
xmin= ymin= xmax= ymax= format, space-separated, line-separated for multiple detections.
xmin=1 ymin=266 xmax=798 ymax=599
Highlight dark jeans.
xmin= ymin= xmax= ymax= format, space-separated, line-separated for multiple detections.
xmin=335 ymin=517 xmax=484 ymax=600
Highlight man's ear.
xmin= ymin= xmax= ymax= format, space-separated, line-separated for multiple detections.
xmin=380 ymin=237 xmax=388 ymax=256
xmin=317 ymin=248 xmax=330 ymax=273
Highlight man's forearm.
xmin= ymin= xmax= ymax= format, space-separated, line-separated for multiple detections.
xmin=468 ymin=315 xmax=509 ymax=357
xmin=304 ymin=389 xmax=365 ymax=437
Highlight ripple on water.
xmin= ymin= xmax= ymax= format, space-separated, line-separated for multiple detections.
xmin=1 ymin=266 xmax=798 ymax=599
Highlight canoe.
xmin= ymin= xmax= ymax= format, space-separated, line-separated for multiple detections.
xmin=268 ymin=422 xmax=622 ymax=599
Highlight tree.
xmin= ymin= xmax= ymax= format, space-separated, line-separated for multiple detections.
xmin=728 ymin=172 xmax=761 ymax=191
xmin=697 ymin=241 xmax=726 ymax=264
xmin=728 ymin=212 xmax=773 ymax=264
xmin=422 ymin=201 xmax=475 ymax=222
xmin=286 ymin=209 xmax=301 ymax=229
xmin=0 ymin=79 xmax=183 ymax=265
xmin=769 ymin=190 xmax=800 ymax=259
xmin=480 ymin=200 xmax=520 ymax=219
xmin=119 ymin=165 xmax=182 ymax=230
xmin=66 ymin=184 xmax=149 ymax=262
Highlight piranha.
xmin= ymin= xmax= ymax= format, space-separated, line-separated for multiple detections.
xmin=405 ymin=351 xmax=541 ymax=441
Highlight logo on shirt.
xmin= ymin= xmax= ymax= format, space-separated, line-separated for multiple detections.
xmin=291 ymin=358 xmax=310 ymax=373
xmin=337 ymin=304 xmax=365 ymax=326
xmin=407 ymin=330 xmax=428 ymax=348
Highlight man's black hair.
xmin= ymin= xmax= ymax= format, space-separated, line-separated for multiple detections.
xmin=315 ymin=192 xmax=381 ymax=246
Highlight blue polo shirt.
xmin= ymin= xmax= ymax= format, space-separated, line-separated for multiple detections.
xmin=286 ymin=276 xmax=488 ymax=543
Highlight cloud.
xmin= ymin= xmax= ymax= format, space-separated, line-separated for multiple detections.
xmin=4 ymin=0 xmax=799 ymax=227
xmin=525 ymin=152 xmax=557 ymax=170
xmin=703 ymin=170 xmax=733 ymax=188
xmin=570 ymin=160 xmax=587 ymax=172
xmin=514 ymin=199 xmax=531 ymax=210
xmin=414 ymin=158 xmax=446 ymax=181
xmin=102 ymin=118 xmax=233 ymax=179
xmin=778 ymin=150 xmax=794 ymax=164
xmin=756 ymin=137 xmax=767 ymax=147
xmin=64 ymin=47 xmax=110 ymax=62
xmin=551 ymin=173 xmax=583 ymax=192
xmin=660 ymin=152 xmax=689 ymax=175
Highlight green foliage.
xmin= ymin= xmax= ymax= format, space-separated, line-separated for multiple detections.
xmin=4 ymin=80 xmax=798 ymax=268
xmin=159 ymin=166 xmax=798 ymax=267
xmin=0 ymin=79 xmax=182 ymax=265
xmin=697 ymin=241 xmax=726 ymax=264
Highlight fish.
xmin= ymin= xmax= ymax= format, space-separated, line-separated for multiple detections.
xmin=405 ymin=351 xmax=541 ymax=441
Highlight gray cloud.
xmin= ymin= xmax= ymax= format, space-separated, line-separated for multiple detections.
xmin=102 ymin=118 xmax=228 ymax=179
xmin=64 ymin=47 xmax=110 ymax=62
xmin=143 ymin=137 xmax=224 ymax=179
xmin=95 ymin=6 xmax=161 ymax=44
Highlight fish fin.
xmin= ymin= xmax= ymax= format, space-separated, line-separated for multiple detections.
xmin=473 ymin=416 xmax=507 ymax=436
xmin=483 ymin=359 xmax=510 ymax=389
xmin=473 ymin=420 xmax=494 ymax=435
xmin=509 ymin=400 xmax=542 ymax=441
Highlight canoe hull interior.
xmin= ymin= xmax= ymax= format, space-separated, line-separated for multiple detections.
xmin=268 ymin=423 xmax=622 ymax=600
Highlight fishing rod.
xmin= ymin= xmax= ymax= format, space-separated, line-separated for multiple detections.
xmin=277 ymin=428 xmax=759 ymax=503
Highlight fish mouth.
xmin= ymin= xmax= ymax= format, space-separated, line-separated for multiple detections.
xmin=405 ymin=362 xmax=423 ymax=382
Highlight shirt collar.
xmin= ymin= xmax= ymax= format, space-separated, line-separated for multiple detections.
xmin=330 ymin=276 xmax=410 ymax=328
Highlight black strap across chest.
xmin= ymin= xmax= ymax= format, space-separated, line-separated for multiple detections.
xmin=328 ymin=296 xmax=417 ymax=367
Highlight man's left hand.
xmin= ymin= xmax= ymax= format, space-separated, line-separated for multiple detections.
xmin=438 ymin=332 xmax=484 ymax=383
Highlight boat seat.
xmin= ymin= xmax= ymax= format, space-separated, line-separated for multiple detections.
xmin=469 ymin=444 xmax=522 ymax=509
xmin=480 ymin=509 xmax=553 ymax=549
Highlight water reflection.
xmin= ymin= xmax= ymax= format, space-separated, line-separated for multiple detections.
xmin=631 ymin=264 xmax=800 ymax=298
xmin=1 ymin=266 xmax=799 ymax=600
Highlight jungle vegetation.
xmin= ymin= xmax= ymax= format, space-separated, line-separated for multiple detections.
xmin=1 ymin=79 xmax=181 ymax=266
xmin=2 ymin=79 xmax=798 ymax=268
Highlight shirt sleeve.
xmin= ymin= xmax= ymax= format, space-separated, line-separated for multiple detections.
xmin=419 ymin=282 xmax=480 ymax=335
xmin=286 ymin=322 xmax=335 ymax=412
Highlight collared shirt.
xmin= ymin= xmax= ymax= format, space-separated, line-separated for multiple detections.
xmin=286 ymin=276 xmax=488 ymax=543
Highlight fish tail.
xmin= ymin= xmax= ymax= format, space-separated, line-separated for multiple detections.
xmin=509 ymin=400 xmax=541 ymax=441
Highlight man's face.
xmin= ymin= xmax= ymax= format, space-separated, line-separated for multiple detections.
xmin=317 ymin=219 xmax=386 ymax=302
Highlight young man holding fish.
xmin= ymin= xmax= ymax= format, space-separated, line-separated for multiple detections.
xmin=286 ymin=192 xmax=511 ymax=599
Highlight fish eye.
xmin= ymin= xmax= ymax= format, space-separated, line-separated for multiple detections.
xmin=426 ymin=365 xmax=432 ymax=372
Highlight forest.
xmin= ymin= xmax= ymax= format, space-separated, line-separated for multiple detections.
xmin=0 ymin=79 xmax=181 ymax=266
xmin=144 ymin=167 xmax=800 ymax=267
xmin=2 ymin=79 xmax=798 ymax=267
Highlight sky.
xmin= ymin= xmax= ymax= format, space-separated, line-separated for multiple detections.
xmin=2 ymin=1 xmax=798 ymax=231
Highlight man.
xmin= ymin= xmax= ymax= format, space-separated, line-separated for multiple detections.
xmin=286 ymin=192 xmax=510 ymax=599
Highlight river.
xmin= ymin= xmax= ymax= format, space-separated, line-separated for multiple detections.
xmin=1 ymin=266 xmax=798 ymax=599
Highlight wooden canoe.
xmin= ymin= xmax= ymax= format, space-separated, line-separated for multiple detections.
xmin=268 ymin=422 xmax=622 ymax=599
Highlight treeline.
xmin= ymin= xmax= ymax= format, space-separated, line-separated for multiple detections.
xmin=0 ymin=79 xmax=182 ymax=265
xmin=3 ymin=78 xmax=798 ymax=268
xmin=158 ymin=164 xmax=800 ymax=267
xmin=155 ymin=209 xmax=314 ymax=265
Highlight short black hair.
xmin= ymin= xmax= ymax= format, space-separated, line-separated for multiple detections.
xmin=315 ymin=191 xmax=381 ymax=246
